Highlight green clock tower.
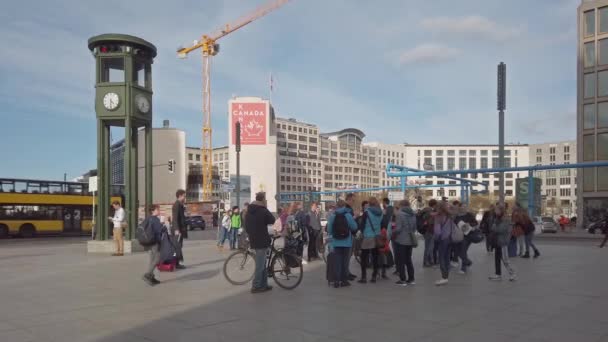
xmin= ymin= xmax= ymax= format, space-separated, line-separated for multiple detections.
xmin=88 ymin=34 xmax=156 ymax=247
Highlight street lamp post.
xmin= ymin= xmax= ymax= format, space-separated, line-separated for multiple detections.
xmin=235 ymin=122 xmax=241 ymax=209
xmin=497 ymin=62 xmax=507 ymax=206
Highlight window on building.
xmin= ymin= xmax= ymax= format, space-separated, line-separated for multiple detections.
xmin=435 ymin=150 xmax=443 ymax=156
xmin=449 ymin=190 xmax=457 ymax=197
xmin=584 ymin=134 xmax=596 ymax=161
xmin=585 ymin=73 xmax=596 ymax=98
xmin=601 ymin=7 xmax=608 ymax=33
xmin=506 ymin=180 xmax=513 ymax=186
xmin=550 ymin=155 xmax=556 ymax=162
xmin=536 ymin=148 xmax=542 ymax=154
xmin=288 ymin=134 xmax=297 ymax=140
xmin=536 ymin=156 xmax=542 ymax=163
xmin=600 ymin=102 xmax=608 ymax=128
xmin=188 ymin=153 xmax=193 ymax=161
xmin=481 ymin=158 xmax=488 ymax=169
xmin=549 ymin=147 xmax=556 ymax=154
xmin=585 ymin=10 xmax=596 ymax=36
xmin=447 ymin=150 xmax=455 ymax=156
xmin=599 ymin=133 xmax=608 ymax=160
xmin=599 ymin=167 xmax=608 ymax=190
xmin=424 ymin=157 xmax=432 ymax=168
xmin=481 ymin=150 xmax=488 ymax=156
xmin=424 ymin=150 xmax=432 ymax=156
xmin=447 ymin=158 xmax=455 ymax=170
xmin=601 ymin=39 xmax=608 ymax=66
xmin=584 ymin=167 xmax=595 ymax=192
xmin=600 ymin=71 xmax=608 ymax=97
xmin=469 ymin=158 xmax=476 ymax=170
xmin=435 ymin=158 xmax=444 ymax=170
xmin=585 ymin=104 xmax=596 ymax=129
xmin=459 ymin=150 xmax=467 ymax=156
xmin=196 ymin=154 xmax=201 ymax=161
xmin=459 ymin=157 xmax=466 ymax=169
xmin=585 ymin=41 xmax=596 ymax=67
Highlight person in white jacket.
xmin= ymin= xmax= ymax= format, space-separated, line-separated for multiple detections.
xmin=217 ymin=211 xmax=231 ymax=250
xmin=108 ymin=201 xmax=125 ymax=256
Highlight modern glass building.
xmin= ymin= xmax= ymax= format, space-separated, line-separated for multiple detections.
xmin=578 ymin=0 xmax=608 ymax=226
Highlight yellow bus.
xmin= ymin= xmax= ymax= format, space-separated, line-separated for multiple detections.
xmin=0 ymin=178 xmax=123 ymax=238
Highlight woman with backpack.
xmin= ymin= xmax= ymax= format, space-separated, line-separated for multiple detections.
xmin=433 ymin=202 xmax=453 ymax=286
xmin=326 ymin=200 xmax=358 ymax=288
xmin=392 ymin=200 xmax=417 ymax=286
xmin=357 ymin=197 xmax=384 ymax=284
xmin=489 ymin=205 xmax=517 ymax=282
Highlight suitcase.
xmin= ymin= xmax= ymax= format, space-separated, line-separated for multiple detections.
xmin=326 ymin=251 xmax=340 ymax=286
xmin=157 ymin=259 xmax=176 ymax=272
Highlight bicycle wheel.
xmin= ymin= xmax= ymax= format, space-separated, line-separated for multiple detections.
xmin=270 ymin=251 xmax=303 ymax=290
xmin=223 ymin=250 xmax=256 ymax=285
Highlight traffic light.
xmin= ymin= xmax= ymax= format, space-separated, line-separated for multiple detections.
xmin=168 ymin=159 xmax=175 ymax=173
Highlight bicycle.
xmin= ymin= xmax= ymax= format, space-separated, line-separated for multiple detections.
xmin=223 ymin=235 xmax=303 ymax=290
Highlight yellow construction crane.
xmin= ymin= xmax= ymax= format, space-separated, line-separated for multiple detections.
xmin=177 ymin=0 xmax=290 ymax=201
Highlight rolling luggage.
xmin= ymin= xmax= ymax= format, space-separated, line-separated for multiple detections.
xmin=157 ymin=259 xmax=176 ymax=272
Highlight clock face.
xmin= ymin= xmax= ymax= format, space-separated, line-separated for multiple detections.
xmin=103 ymin=92 xmax=120 ymax=111
xmin=135 ymin=95 xmax=150 ymax=114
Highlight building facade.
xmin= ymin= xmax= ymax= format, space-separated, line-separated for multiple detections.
xmin=529 ymin=141 xmax=578 ymax=216
xmin=578 ymin=0 xmax=608 ymax=226
xmin=109 ymin=125 xmax=186 ymax=204
xmin=185 ymin=146 xmax=228 ymax=203
xmin=399 ymin=144 xmax=530 ymax=200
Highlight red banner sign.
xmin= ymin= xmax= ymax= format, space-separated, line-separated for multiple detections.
xmin=231 ymin=102 xmax=267 ymax=145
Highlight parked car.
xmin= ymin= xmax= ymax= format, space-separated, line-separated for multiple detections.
xmin=539 ymin=216 xmax=558 ymax=234
xmin=186 ymin=216 xmax=206 ymax=230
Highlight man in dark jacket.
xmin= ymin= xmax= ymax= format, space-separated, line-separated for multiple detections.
xmin=172 ymin=189 xmax=187 ymax=269
xmin=143 ymin=205 xmax=164 ymax=286
xmin=245 ymin=192 xmax=276 ymax=293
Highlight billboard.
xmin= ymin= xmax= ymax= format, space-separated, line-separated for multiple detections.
xmin=231 ymin=102 xmax=267 ymax=145
xmin=515 ymin=178 xmax=541 ymax=217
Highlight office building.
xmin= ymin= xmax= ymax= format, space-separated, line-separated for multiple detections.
xmin=529 ymin=141 xmax=578 ymax=216
xmin=578 ymin=0 xmax=608 ymax=226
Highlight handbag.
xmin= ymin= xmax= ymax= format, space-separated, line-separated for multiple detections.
xmin=366 ymin=215 xmax=385 ymax=248
xmin=410 ymin=231 xmax=418 ymax=248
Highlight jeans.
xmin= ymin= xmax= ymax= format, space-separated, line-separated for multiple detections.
xmin=217 ymin=227 xmax=230 ymax=246
xmin=437 ymin=239 xmax=451 ymax=280
xmin=252 ymin=248 xmax=269 ymax=289
xmin=432 ymin=237 xmax=440 ymax=264
xmin=334 ymin=247 xmax=351 ymax=282
xmin=145 ymin=244 xmax=160 ymax=278
xmin=230 ymin=229 xmax=239 ymax=249
xmin=307 ymin=229 xmax=320 ymax=260
xmin=485 ymin=233 xmax=493 ymax=252
xmin=360 ymin=248 xmax=379 ymax=279
xmin=460 ymin=239 xmax=472 ymax=272
xmin=517 ymin=235 xmax=526 ymax=255
xmin=601 ymin=234 xmax=608 ymax=248
xmin=524 ymin=233 xmax=539 ymax=254
xmin=423 ymin=233 xmax=434 ymax=266
xmin=494 ymin=246 xmax=516 ymax=277
xmin=395 ymin=243 xmax=414 ymax=282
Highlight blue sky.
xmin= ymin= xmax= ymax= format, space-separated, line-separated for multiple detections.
xmin=0 ymin=0 xmax=580 ymax=180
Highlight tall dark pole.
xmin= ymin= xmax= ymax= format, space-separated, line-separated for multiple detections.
xmin=497 ymin=62 xmax=507 ymax=206
xmin=235 ymin=122 xmax=241 ymax=209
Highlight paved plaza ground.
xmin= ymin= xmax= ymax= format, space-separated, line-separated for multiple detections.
xmin=0 ymin=234 xmax=607 ymax=342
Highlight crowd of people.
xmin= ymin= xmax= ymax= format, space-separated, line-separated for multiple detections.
xmin=323 ymin=194 xmax=543 ymax=288
xmin=135 ymin=188 xmax=546 ymax=291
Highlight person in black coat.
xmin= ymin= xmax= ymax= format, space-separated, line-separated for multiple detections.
xmin=245 ymin=192 xmax=276 ymax=293
xmin=171 ymin=189 xmax=187 ymax=269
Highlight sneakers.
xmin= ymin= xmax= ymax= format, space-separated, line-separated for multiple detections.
xmin=142 ymin=274 xmax=160 ymax=286
xmin=533 ymin=251 xmax=540 ymax=258
xmin=509 ymin=275 xmax=517 ymax=282
xmin=348 ymin=274 xmax=357 ymax=281
xmin=489 ymin=275 xmax=502 ymax=281
xmin=340 ymin=281 xmax=351 ymax=287
xmin=251 ymin=286 xmax=273 ymax=294
xmin=450 ymin=262 xmax=459 ymax=268
xmin=370 ymin=277 xmax=377 ymax=283
xmin=357 ymin=279 xmax=367 ymax=284
xmin=458 ymin=270 xmax=466 ymax=275
xmin=435 ymin=278 xmax=448 ymax=286
xmin=395 ymin=280 xmax=408 ymax=286
xmin=301 ymin=260 xmax=308 ymax=265
xmin=381 ymin=274 xmax=389 ymax=280
xmin=175 ymin=264 xmax=186 ymax=270
xmin=406 ymin=281 xmax=416 ymax=286
xmin=112 ymin=253 xmax=123 ymax=256
xmin=521 ymin=253 xmax=530 ymax=259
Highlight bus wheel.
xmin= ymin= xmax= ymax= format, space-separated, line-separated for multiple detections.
xmin=19 ymin=224 xmax=36 ymax=238
xmin=0 ymin=225 xmax=8 ymax=239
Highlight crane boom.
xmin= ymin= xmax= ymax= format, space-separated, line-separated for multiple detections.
xmin=177 ymin=0 xmax=290 ymax=201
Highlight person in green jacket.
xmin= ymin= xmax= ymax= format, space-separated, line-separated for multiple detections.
xmin=230 ymin=206 xmax=241 ymax=250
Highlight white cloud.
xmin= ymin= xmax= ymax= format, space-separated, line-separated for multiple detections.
xmin=397 ymin=44 xmax=460 ymax=65
xmin=420 ymin=16 xmax=523 ymax=41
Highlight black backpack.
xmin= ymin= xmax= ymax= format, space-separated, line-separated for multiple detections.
xmin=332 ymin=212 xmax=350 ymax=240
xmin=136 ymin=217 xmax=156 ymax=246
xmin=416 ymin=211 xmax=429 ymax=235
